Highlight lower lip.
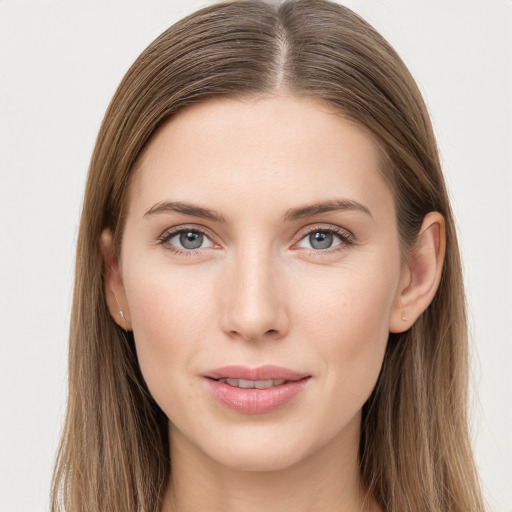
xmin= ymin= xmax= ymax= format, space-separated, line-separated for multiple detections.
xmin=204 ymin=378 xmax=310 ymax=414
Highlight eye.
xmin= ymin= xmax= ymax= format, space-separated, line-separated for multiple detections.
xmin=159 ymin=227 xmax=216 ymax=253
xmin=295 ymin=226 xmax=353 ymax=252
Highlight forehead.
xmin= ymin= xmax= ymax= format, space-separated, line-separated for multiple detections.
xmin=127 ymin=95 xmax=394 ymax=222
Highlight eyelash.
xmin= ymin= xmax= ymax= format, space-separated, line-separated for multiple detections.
xmin=157 ymin=224 xmax=354 ymax=258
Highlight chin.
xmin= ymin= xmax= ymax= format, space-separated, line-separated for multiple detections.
xmin=215 ymin=448 xmax=306 ymax=473
xmin=202 ymin=429 xmax=317 ymax=473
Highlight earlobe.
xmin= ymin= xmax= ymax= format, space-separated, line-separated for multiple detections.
xmin=101 ymin=228 xmax=132 ymax=331
xmin=389 ymin=212 xmax=446 ymax=333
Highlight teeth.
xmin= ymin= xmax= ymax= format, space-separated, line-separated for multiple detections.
xmin=254 ymin=379 xmax=286 ymax=389
xmin=238 ymin=379 xmax=255 ymax=388
xmin=217 ymin=378 xmax=286 ymax=389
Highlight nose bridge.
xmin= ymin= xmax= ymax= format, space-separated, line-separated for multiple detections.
xmin=219 ymin=242 xmax=288 ymax=342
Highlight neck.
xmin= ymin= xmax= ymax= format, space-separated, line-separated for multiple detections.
xmin=161 ymin=416 xmax=378 ymax=512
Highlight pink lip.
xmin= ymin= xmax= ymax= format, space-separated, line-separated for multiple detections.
xmin=203 ymin=365 xmax=311 ymax=414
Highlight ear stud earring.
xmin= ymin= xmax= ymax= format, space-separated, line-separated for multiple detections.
xmin=399 ymin=298 xmax=407 ymax=322
xmin=112 ymin=291 xmax=128 ymax=330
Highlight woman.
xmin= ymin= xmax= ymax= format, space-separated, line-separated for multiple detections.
xmin=51 ymin=0 xmax=485 ymax=510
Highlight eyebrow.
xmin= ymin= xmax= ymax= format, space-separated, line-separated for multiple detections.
xmin=144 ymin=201 xmax=226 ymax=222
xmin=282 ymin=198 xmax=372 ymax=221
xmin=143 ymin=198 xmax=372 ymax=222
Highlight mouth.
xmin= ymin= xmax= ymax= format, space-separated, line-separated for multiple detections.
xmin=203 ymin=365 xmax=311 ymax=414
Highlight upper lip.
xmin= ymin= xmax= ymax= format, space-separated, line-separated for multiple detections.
xmin=204 ymin=365 xmax=310 ymax=381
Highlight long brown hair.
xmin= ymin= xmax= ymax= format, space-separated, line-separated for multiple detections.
xmin=51 ymin=1 xmax=485 ymax=510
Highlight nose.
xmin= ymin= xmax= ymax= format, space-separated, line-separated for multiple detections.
xmin=218 ymin=248 xmax=289 ymax=343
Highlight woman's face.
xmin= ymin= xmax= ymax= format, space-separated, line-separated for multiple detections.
xmin=117 ymin=95 xmax=408 ymax=471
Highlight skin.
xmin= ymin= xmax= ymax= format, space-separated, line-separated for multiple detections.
xmin=102 ymin=95 xmax=445 ymax=512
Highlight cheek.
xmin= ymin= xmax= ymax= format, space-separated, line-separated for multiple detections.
xmin=127 ymin=252 xmax=220 ymax=325
xmin=123 ymin=266 xmax=214 ymax=403
xmin=295 ymin=265 xmax=396 ymax=399
xmin=296 ymin=261 xmax=396 ymax=346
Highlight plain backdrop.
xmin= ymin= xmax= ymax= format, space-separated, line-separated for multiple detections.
xmin=1 ymin=1 xmax=511 ymax=511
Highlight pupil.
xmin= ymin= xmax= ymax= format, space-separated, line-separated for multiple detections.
xmin=180 ymin=231 xmax=203 ymax=249
xmin=310 ymin=231 xmax=333 ymax=250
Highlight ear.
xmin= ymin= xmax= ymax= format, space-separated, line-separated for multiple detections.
xmin=101 ymin=228 xmax=132 ymax=331
xmin=389 ymin=212 xmax=446 ymax=333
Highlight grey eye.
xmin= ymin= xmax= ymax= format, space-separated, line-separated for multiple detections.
xmin=178 ymin=231 xmax=204 ymax=249
xmin=296 ymin=228 xmax=348 ymax=252
xmin=161 ymin=228 xmax=216 ymax=253
xmin=308 ymin=231 xmax=334 ymax=250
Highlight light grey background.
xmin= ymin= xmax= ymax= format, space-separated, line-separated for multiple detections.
xmin=1 ymin=1 xmax=511 ymax=511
